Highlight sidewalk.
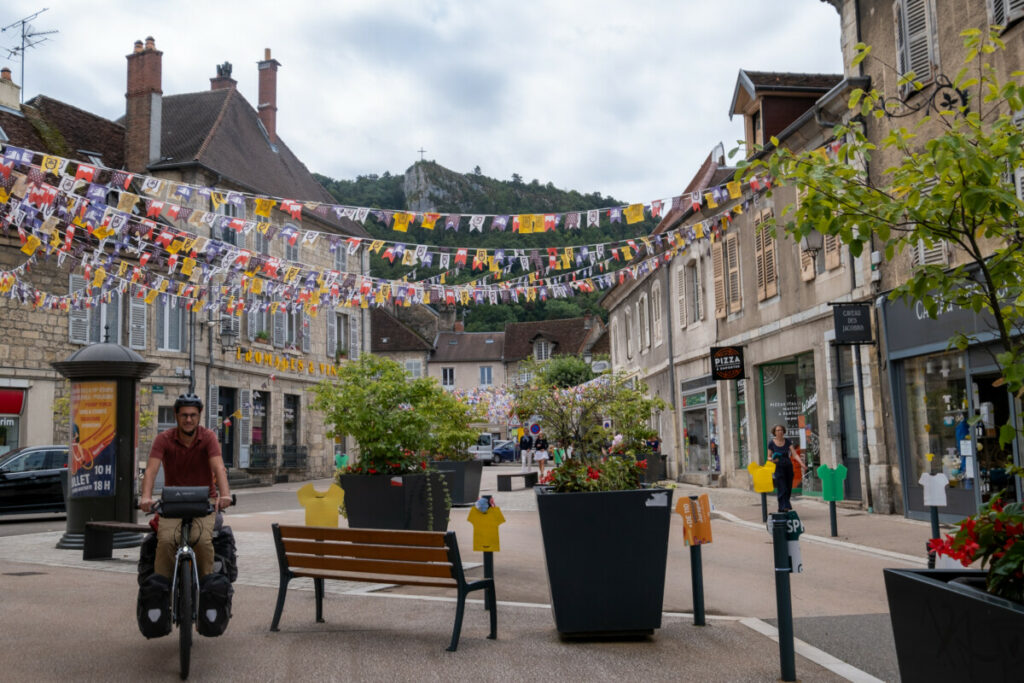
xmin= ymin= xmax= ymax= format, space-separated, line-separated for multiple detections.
xmin=0 ymin=468 xmax=922 ymax=682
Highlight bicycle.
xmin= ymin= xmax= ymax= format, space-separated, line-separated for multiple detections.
xmin=149 ymin=486 xmax=235 ymax=681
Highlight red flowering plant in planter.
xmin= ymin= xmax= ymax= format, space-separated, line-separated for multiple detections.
xmin=540 ymin=456 xmax=647 ymax=492
xmin=929 ymin=466 xmax=1024 ymax=603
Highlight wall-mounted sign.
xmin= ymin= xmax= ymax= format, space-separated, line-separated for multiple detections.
xmin=710 ymin=346 xmax=745 ymax=380
xmin=833 ymin=303 xmax=873 ymax=345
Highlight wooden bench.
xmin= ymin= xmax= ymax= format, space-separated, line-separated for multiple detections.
xmin=83 ymin=521 xmax=151 ymax=560
xmin=497 ymin=471 xmax=538 ymax=492
xmin=270 ymin=523 xmax=497 ymax=651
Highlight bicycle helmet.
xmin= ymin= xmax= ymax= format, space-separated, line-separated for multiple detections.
xmin=173 ymin=393 xmax=204 ymax=413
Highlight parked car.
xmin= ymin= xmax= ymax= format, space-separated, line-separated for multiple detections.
xmin=0 ymin=445 xmax=69 ymax=514
xmin=493 ymin=440 xmax=516 ymax=463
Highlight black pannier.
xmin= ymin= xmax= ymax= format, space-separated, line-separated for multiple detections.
xmin=136 ymin=573 xmax=172 ymax=639
xmin=197 ymin=572 xmax=234 ymax=637
xmin=211 ymin=525 xmax=238 ymax=583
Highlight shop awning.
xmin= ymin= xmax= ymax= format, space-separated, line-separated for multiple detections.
xmin=0 ymin=389 xmax=25 ymax=415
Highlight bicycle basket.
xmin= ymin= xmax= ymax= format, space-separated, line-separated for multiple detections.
xmin=159 ymin=486 xmax=212 ymax=518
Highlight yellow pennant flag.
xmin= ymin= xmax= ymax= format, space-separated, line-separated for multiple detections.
xmin=49 ymin=230 xmax=63 ymax=249
xmin=118 ymin=261 xmax=129 ymax=277
xmin=369 ymin=240 xmax=384 ymax=253
xmin=251 ymin=278 xmax=263 ymax=295
xmin=253 ymin=198 xmax=276 ymax=217
xmin=21 ymin=234 xmax=42 ymax=256
xmin=210 ymin=192 xmax=226 ymax=211
xmin=284 ymin=266 xmax=299 ymax=283
xmin=393 ymin=212 xmax=413 ymax=232
xmin=422 ymin=213 xmax=440 ymax=229
xmin=623 ymin=204 xmax=644 ymax=224
xmin=422 ymin=289 xmax=431 ymax=305
xmin=695 ymin=223 xmax=705 ymax=239
xmin=92 ymin=267 xmax=107 ymax=287
xmin=181 ymin=257 xmax=196 ymax=277
xmin=401 ymin=249 xmax=415 ymax=265
xmin=145 ymin=289 xmax=159 ymax=304
xmin=518 ymin=215 xmax=534 ymax=234
xmin=93 ymin=222 xmax=114 ymax=240
xmin=117 ymin=192 xmax=139 ymax=213
xmin=726 ymin=181 xmax=742 ymax=199
xmin=158 ymin=279 xmax=169 ymax=293
xmin=703 ymin=192 xmax=717 ymax=209
xmin=167 ymin=239 xmax=184 ymax=255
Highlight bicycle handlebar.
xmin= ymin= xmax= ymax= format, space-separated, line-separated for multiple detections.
xmin=137 ymin=493 xmax=237 ymax=516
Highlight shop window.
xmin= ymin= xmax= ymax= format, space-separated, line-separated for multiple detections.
xmin=252 ymin=391 xmax=268 ymax=446
xmin=283 ymin=394 xmax=299 ymax=448
xmin=905 ymin=351 xmax=970 ymax=485
xmin=759 ymin=354 xmax=820 ymax=494
xmin=894 ymin=0 xmax=939 ymax=97
xmin=735 ymin=380 xmax=750 ymax=469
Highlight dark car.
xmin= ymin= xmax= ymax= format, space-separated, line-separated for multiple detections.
xmin=493 ymin=440 xmax=517 ymax=463
xmin=0 ymin=445 xmax=69 ymax=514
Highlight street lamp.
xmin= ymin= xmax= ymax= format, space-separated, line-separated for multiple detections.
xmin=220 ymin=325 xmax=238 ymax=354
xmin=799 ymin=229 xmax=824 ymax=258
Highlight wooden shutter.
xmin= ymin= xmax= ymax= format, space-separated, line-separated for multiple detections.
xmin=762 ymin=213 xmax=778 ymax=299
xmin=326 ymin=312 xmax=337 ymax=358
xmin=694 ymin=259 xmax=703 ymax=321
xmin=349 ymin=314 xmax=361 ymax=358
xmin=247 ymin=294 xmax=257 ymax=342
xmin=824 ymin=235 xmax=842 ymax=270
xmin=238 ymin=388 xmax=251 ymax=468
xmin=301 ymin=312 xmax=312 ymax=353
xmin=988 ymin=0 xmax=1024 ymax=25
xmin=753 ymin=221 xmax=766 ymax=301
xmin=207 ymin=383 xmax=219 ymax=430
xmin=677 ymin=266 xmax=687 ymax=327
xmin=68 ymin=275 xmax=89 ymax=344
xmin=800 ymin=247 xmax=817 ymax=281
xmin=651 ymin=284 xmax=662 ymax=345
xmin=911 ymin=238 xmax=948 ymax=267
xmin=725 ymin=233 xmax=741 ymax=313
xmin=272 ymin=304 xmax=286 ymax=348
xmin=128 ymin=294 xmax=147 ymax=350
xmin=894 ymin=0 xmax=935 ymax=93
xmin=712 ymin=241 xmax=726 ymax=319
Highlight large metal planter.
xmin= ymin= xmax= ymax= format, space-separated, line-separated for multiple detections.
xmin=884 ymin=568 xmax=1024 ymax=682
xmin=337 ymin=471 xmax=453 ymax=531
xmin=433 ymin=460 xmax=483 ymax=506
xmin=536 ymin=486 xmax=674 ymax=637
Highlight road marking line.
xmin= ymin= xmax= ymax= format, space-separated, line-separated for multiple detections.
xmin=740 ymin=617 xmax=885 ymax=683
xmin=713 ymin=510 xmax=926 ymax=565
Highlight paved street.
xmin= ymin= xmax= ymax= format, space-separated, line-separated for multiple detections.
xmin=0 ymin=466 xmax=940 ymax=681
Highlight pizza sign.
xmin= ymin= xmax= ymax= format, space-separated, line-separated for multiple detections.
xmin=710 ymin=346 xmax=745 ymax=380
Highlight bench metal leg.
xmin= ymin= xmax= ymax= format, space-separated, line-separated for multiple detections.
xmin=448 ymin=588 xmax=468 ymax=652
xmin=314 ymin=577 xmax=325 ymax=623
xmin=82 ymin=527 xmax=114 ymax=561
xmin=270 ymin=576 xmax=290 ymax=631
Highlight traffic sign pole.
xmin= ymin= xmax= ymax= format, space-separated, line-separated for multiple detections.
xmin=771 ymin=512 xmax=796 ymax=682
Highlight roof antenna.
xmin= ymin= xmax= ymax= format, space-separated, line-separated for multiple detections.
xmin=1 ymin=8 xmax=59 ymax=104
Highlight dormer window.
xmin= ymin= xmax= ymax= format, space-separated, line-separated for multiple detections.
xmin=534 ymin=339 xmax=552 ymax=361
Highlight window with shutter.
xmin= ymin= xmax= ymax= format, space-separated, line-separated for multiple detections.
xmin=301 ymin=313 xmax=312 ymax=353
xmin=68 ymin=275 xmax=90 ymax=344
xmin=272 ymin=304 xmax=286 ymax=348
xmin=754 ymin=222 xmax=766 ymax=300
xmin=624 ymin=309 xmax=634 ymax=359
xmin=691 ymin=260 xmax=703 ymax=322
xmin=326 ymin=312 xmax=337 ymax=358
xmin=910 ymin=238 xmax=948 ymax=267
xmin=894 ymin=0 xmax=937 ymax=95
xmin=725 ymin=233 xmax=741 ymax=313
xmin=800 ymin=247 xmax=817 ymax=281
xmin=637 ymin=296 xmax=650 ymax=351
xmin=128 ymin=295 xmax=147 ymax=350
xmin=239 ymin=388 xmax=251 ymax=468
xmin=677 ymin=265 xmax=687 ymax=329
xmin=712 ymin=241 xmax=727 ymax=319
xmin=207 ymin=384 xmax=219 ymax=430
xmin=762 ymin=217 xmax=778 ymax=299
xmin=989 ymin=0 xmax=1024 ymax=27
xmin=651 ymin=283 xmax=663 ymax=346
xmin=247 ymin=294 xmax=257 ymax=342
xmin=349 ymin=314 xmax=360 ymax=358
xmin=824 ymin=234 xmax=842 ymax=270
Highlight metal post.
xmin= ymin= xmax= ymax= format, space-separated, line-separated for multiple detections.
xmin=690 ymin=544 xmax=705 ymax=626
xmin=853 ymin=345 xmax=874 ymax=511
xmin=188 ymin=309 xmax=196 ymax=394
xmin=771 ymin=513 xmax=796 ymax=682
xmin=761 ymin=492 xmax=768 ymax=523
xmin=829 ymin=500 xmax=838 ymax=537
xmin=483 ymin=551 xmax=495 ymax=612
xmin=927 ymin=505 xmax=940 ymax=568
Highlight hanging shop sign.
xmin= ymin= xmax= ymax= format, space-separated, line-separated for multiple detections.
xmin=710 ymin=346 xmax=745 ymax=380
xmin=832 ymin=303 xmax=873 ymax=345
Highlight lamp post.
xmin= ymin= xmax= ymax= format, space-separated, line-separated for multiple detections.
xmin=799 ymin=229 xmax=824 ymax=259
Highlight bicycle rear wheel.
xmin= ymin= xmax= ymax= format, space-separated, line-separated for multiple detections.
xmin=178 ymin=556 xmax=193 ymax=680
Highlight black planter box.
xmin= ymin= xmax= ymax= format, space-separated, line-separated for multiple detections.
xmin=884 ymin=568 xmax=1024 ymax=682
xmin=338 ymin=471 xmax=453 ymax=531
xmin=433 ymin=460 xmax=483 ymax=506
xmin=536 ymin=486 xmax=674 ymax=637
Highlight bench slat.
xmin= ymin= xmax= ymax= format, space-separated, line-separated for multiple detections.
xmin=277 ymin=524 xmax=448 ymax=547
xmin=85 ymin=521 xmax=150 ymax=531
xmin=291 ymin=569 xmax=458 ymax=589
xmin=285 ymin=553 xmax=455 ymax=579
xmin=282 ymin=538 xmax=449 ymax=563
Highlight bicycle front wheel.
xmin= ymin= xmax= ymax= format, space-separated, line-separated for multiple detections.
xmin=178 ymin=557 xmax=193 ymax=680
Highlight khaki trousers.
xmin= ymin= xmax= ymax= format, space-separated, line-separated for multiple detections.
xmin=155 ymin=512 xmax=217 ymax=578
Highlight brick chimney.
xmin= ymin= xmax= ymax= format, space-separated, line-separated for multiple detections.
xmin=257 ymin=48 xmax=281 ymax=143
xmin=125 ymin=37 xmax=163 ymax=173
xmin=210 ymin=61 xmax=236 ymax=90
xmin=0 ymin=67 xmax=20 ymax=111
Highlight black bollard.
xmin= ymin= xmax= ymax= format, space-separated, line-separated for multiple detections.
xmin=829 ymin=500 xmax=838 ymax=538
xmin=771 ymin=512 xmax=796 ymax=682
xmin=483 ymin=551 xmax=495 ymax=612
xmin=927 ymin=505 xmax=940 ymax=568
xmin=690 ymin=544 xmax=705 ymax=626
xmin=761 ymin=492 xmax=768 ymax=523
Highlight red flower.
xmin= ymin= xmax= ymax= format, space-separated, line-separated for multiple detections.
xmin=636 ymin=460 xmax=648 ymax=470
xmin=420 ymin=460 xmax=428 ymax=470
xmin=368 ymin=467 xmax=378 ymax=474
xmin=586 ymin=466 xmax=601 ymax=480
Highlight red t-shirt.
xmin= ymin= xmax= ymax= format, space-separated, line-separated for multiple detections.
xmin=150 ymin=426 xmax=222 ymax=497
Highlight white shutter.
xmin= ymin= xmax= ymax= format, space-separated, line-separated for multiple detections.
xmin=990 ymin=0 xmax=1007 ymax=25
xmin=911 ymin=238 xmax=947 ymax=267
xmin=68 ymin=275 xmax=89 ymax=344
xmin=326 ymin=312 xmax=337 ymax=358
xmin=207 ymin=384 xmax=219 ymax=430
xmin=676 ymin=266 xmax=687 ymax=329
xmin=1009 ymin=0 xmax=1024 ymax=24
xmin=1014 ymin=166 xmax=1024 ymax=200
xmin=349 ymin=314 xmax=360 ymax=358
xmin=301 ymin=312 xmax=312 ymax=353
xmin=273 ymin=305 xmax=286 ymax=348
xmin=238 ymin=388 xmax=251 ymax=468
xmin=895 ymin=0 xmax=936 ymax=93
xmin=247 ymin=294 xmax=257 ymax=342
xmin=128 ymin=294 xmax=147 ymax=350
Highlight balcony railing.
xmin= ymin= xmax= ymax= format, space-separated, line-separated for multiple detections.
xmin=249 ymin=444 xmax=278 ymax=469
xmin=281 ymin=445 xmax=308 ymax=470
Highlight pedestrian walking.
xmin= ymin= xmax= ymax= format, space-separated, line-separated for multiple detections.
xmin=767 ymin=424 xmax=804 ymax=512
xmin=534 ymin=431 xmax=550 ymax=477
xmin=519 ymin=431 xmax=534 ymax=472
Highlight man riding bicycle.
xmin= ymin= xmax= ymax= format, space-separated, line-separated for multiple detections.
xmin=140 ymin=393 xmax=231 ymax=578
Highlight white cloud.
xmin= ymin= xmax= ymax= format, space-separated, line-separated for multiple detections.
xmin=1 ymin=0 xmax=842 ymax=203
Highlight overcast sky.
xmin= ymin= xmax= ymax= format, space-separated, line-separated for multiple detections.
xmin=2 ymin=1 xmax=843 ymax=205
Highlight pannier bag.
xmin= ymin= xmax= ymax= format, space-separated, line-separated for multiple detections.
xmin=211 ymin=525 xmax=238 ymax=583
xmin=197 ymin=572 xmax=234 ymax=637
xmin=137 ymin=573 xmax=172 ymax=639
xmin=159 ymin=486 xmax=212 ymax=519
xmin=137 ymin=532 xmax=158 ymax=585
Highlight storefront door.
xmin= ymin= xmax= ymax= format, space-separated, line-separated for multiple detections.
xmin=217 ymin=387 xmax=236 ymax=468
xmin=973 ymin=372 xmax=1021 ymax=506
xmin=838 ymin=387 xmax=862 ymax=500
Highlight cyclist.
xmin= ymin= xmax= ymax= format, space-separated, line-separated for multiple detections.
xmin=139 ymin=393 xmax=231 ymax=579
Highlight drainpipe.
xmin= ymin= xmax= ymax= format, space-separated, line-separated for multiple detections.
xmin=662 ymin=265 xmax=681 ymax=479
